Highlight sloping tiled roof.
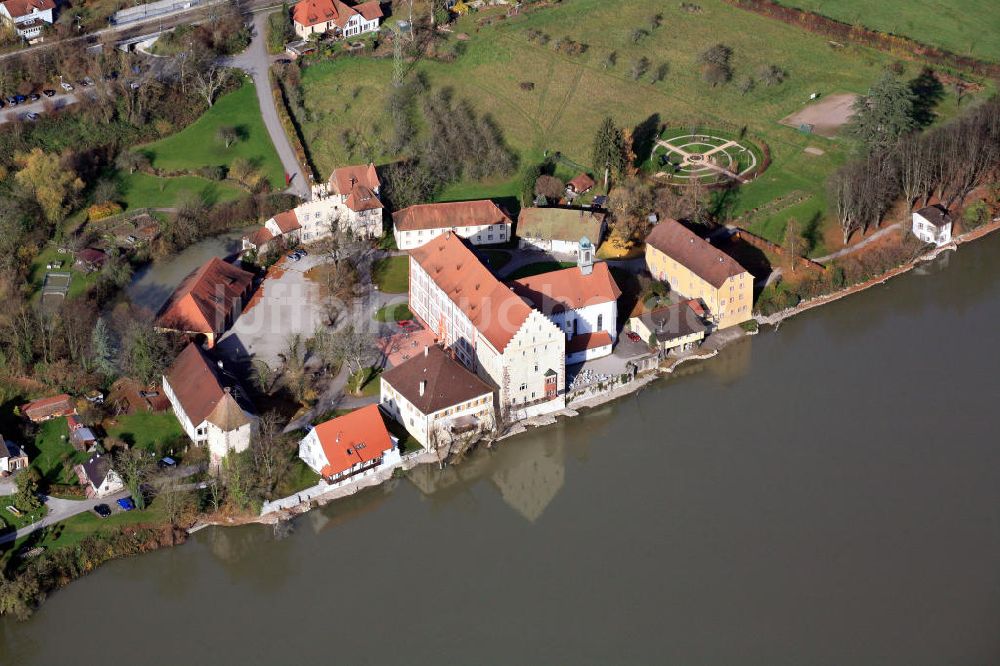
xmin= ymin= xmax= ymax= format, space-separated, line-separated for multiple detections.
xmin=155 ymin=258 xmax=254 ymax=336
xmin=354 ymin=0 xmax=382 ymax=20
xmin=248 ymin=227 xmax=274 ymax=248
xmin=517 ymin=207 xmax=606 ymax=244
xmin=510 ymin=261 xmax=621 ymax=315
xmin=1 ymin=0 xmax=55 ymax=19
xmin=329 ymin=163 xmax=380 ymax=195
xmin=293 ymin=0 xmax=355 ymax=28
xmin=636 ymin=302 xmax=707 ymax=343
xmin=393 ymin=200 xmax=511 ymax=232
xmin=164 ymin=343 xmax=254 ymax=430
xmin=644 ymin=219 xmax=749 ymax=289
xmin=272 ymin=209 xmax=301 ymax=234
xmin=566 ymin=331 xmax=612 ymax=354
xmin=916 ymin=205 xmax=951 ymax=227
xmin=312 ymin=404 xmax=394 ymax=478
xmin=567 ymin=173 xmax=595 ymax=193
xmin=382 ymin=345 xmax=493 ymax=415
xmin=345 ymin=184 xmax=383 ymax=212
xmin=21 ymin=394 xmax=74 ymax=421
xmin=81 ymin=454 xmax=113 ymax=487
xmin=409 ymin=232 xmax=533 ymax=353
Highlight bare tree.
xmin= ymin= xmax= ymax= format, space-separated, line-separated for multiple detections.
xmin=332 ymin=323 xmax=376 ymax=375
xmin=192 ymin=63 xmax=232 ymax=108
xmin=114 ymin=447 xmax=154 ymax=509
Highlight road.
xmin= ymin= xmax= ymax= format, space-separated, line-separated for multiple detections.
xmin=223 ymin=9 xmax=313 ymax=200
xmin=0 ymin=490 xmax=129 ymax=546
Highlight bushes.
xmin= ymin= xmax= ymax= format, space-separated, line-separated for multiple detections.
xmin=86 ymin=202 xmax=123 ymax=221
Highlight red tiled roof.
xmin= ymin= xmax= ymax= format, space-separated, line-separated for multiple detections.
xmin=293 ymin=0 xmax=350 ymax=28
xmin=164 ymin=343 xmax=252 ymax=429
xmin=393 ymin=200 xmax=511 ymax=233
xmin=381 ymin=345 xmax=493 ymax=415
xmin=345 ymin=183 xmax=383 ymax=212
xmin=566 ymin=331 xmax=612 ymax=354
xmin=312 ymin=404 xmax=394 ymax=478
xmin=329 ymin=163 xmax=380 ymax=195
xmin=76 ymin=248 xmax=107 ymax=265
xmin=567 ymin=173 xmax=595 ymax=193
xmin=21 ymin=394 xmax=74 ymax=421
xmin=155 ymin=257 xmax=254 ymax=338
xmin=1 ymin=0 xmax=55 ymax=19
xmin=409 ymin=232 xmax=532 ymax=353
xmin=272 ymin=209 xmax=301 ymax=234
xmin=354 ymin=0 xmax=382 ymax=20
xmin=248 ymin=227 xmax=274 ymax=248
xmin=510 ymin=262 xmax=621 ymax=315
xmin=645 ymin=219 xmax=749 ymax=289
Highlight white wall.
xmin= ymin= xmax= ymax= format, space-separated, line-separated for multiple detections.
xmin=395 ymin=222 xmax=511 ymax=251
xmin=912 ymin=212 xmax=952 ymax=246
xmin=380 ymin=379 xmax=494 ymax=449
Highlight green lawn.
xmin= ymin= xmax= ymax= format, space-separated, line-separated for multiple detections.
xmin=27 ymin=246 xmax=98 ymax=300
xmin=297 ymin=0 xmax=991 ymax=247
xmin=106 ymin=413 xmax=184 ymax=456
xmin=275 ymin=459 xmax=321 ymax=497
xmin=372 ymin=256 xmax=409 ymax=293
xmin=8 ymin=503 xmax=166 ymax=556
xmin=777 ymin=0 xmax=1000 ymax=63
xmin=347 ymin=366 xmax=382 ymax=397
xmin=133 ymin=84 xmax=285 ymax=189
xmin=117 ymin=171 xmax=245 ymax=210
xmin=0 ymin=504 xmax=48 ymax=531
xmin=373 ymin=302 xmax=415 ymax=322
xmin=506 ymin=260 xmax=576 ymax=280
xmin=28 ymin=418 xmax=87 ymax=486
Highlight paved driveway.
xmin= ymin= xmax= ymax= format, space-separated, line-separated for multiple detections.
xmin=216 ymin=254 xmax=327 ymax=367
xmin=0 ymin=490 xmax=130 ymax=546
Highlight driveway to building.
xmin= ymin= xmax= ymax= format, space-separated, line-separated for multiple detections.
xmin=223 ymin=9 xmax=313 ymax=200
xmin=0 ymin=92 xmax=82 ymax=125
xmin=0 ymin=490 xmax=130 ymax=546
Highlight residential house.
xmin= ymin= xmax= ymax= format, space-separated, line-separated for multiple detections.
xmin=566 ymin=173 xmax=595 ymax=197
xmin=629 ymin=301 xmax=707 ymax=356
xmin=74 ymin=454 xmax=124 ymax=498
xmin=162 ymin=343 xmax=257 ymax=468
xmin=326 ymin=164 xmax=383 ymax=237
xmin=20 ymin=394 xmax=75 ymax=422
xmin=409 ymin=232 xmax=566 ymax=419
xmin=0 ymin=0 xmax=55 ymax=42
xmin=0 ymin=440 xmax=29 ymax=475
xmin=74 ymin=248 xmax=107 ymax=273
xmin=510 ymin=250 xmax=621 ymax=364
xmin=516 ymin=207 xmax=608 ymax=254
xmin=292 ymin=0 xmax=382 ymax=40
xmin=393 ymin=200 xmax=512 ymax=251
xmin=155 ymin=257 xmax=254 ymax=348
xmin=912 ymin=205 xmax=953 ymax=247
xmin=66 ymin=414 xmax=98 ymax=451
xmin=298 ymin=404 xmax=401 ymax=483
xmin=644 ymin=219 xmax=753 ymax=330
xmin=380 ymin=345 xmax=496 ymax=450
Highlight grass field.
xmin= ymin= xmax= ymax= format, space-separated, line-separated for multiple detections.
xmin=28 ymin=246 xmax=98 ymax=300
xmin=28 ymin=418 xmax=88 ymax=486
xmin=117 ymin=172 xmax=245 ymax=210
xmin=373 ymin=302 xmax=415 ymax=322
xmin=133 ymin=84 xmax=285 ymax=190
xmin=106 ymin=413 xmax=184 ymax=456
xmin=372 ymin=256 xmax=409 ymax=293
xmin=298 ymin=0 xmax=990 ymax=251
xmin=777 ymin=0 xmax=1000 ymax=63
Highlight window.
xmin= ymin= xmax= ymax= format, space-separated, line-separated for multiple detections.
xmin=519 ymin=383 xmax=527 ymax=391
xmin=597 ymin=314 xmax=603 ymax=331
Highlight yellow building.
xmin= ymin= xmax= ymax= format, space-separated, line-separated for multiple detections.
xmin=644 ymin=220 xmax=753 ymax=329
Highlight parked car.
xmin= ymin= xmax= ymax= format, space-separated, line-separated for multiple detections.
xmin=60 ymin=81 xmax=74 ymax=91
xmin=0 ymin=100 xmax=5 ymax=109
xmin=28 ymin=93 xmax=40 ymax=101
xmin=626 ymin=331 xmax=642 ymax=343
xmin=25 ymin=112 xmax=39 ymax=121
xmin=297 ymin=249 xmax=308 ymax=257
xmin=42 ymin=89 xmax=55 ymax=97
xmin=286 ymin=252 xmax=300 ymax=262
xmin=5 ymin=96 xmax=17 ymax=106
xmin=14 ymin=95 xmax=26 ymax=104
xmin=117 ymin=497 xmax=136 ymax=512
xmin=157 ymin=457 xmax=177 ymax=469
xmin=93 ymin=504 xmax=112 ymax=518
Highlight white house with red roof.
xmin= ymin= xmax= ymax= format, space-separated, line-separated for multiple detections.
xmin=510 ymin=245 xmax=621 ymax=364
xmin=393 ymin=200 xmax=512 ymax=251
xmin=409 ymin=232 xmax=566 ymax=419
xmin=291 ymin=0 xmax=382 ymax=40
xmin=298 ymin=404 xmax=401 ymax=483
xmin=243 ymin=163 xmax=383 ymax=253
xmin=0 ymin=0 xmax=55 ymax=42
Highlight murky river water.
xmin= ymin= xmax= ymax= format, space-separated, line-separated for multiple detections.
xmin=2 ymin=233 xmax=999 ymax=665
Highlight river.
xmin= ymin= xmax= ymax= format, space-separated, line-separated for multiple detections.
xmin=3 ymin=233 xmax=1000 ymax=665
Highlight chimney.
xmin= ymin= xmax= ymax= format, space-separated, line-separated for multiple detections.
xmin=424 ymin=345 xmax=429 ymax=357
xmin=419 ymin=380 xmax=427 ymax=396
xmin=217 ymin=360 xmax=224 ymax=369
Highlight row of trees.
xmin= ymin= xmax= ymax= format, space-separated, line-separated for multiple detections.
xmin=832 ymin=96 xmax=1000 ymax=243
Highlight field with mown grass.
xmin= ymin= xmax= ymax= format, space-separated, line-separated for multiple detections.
xmin=116 ymin=172 xmax=245 ymax=210
xmin=297 ymin=0 xmax=991 ymax=253
xmin=106 ymin=412 xmax=184 ymax=456
xmin=129 ymin=84 xmax=285 ymax=191
xmin=776 ymin=0 xmax=1000 ymax=63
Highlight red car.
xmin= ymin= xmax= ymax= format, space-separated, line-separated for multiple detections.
xmin=626 ymin=331 xmax=642 ymax=343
